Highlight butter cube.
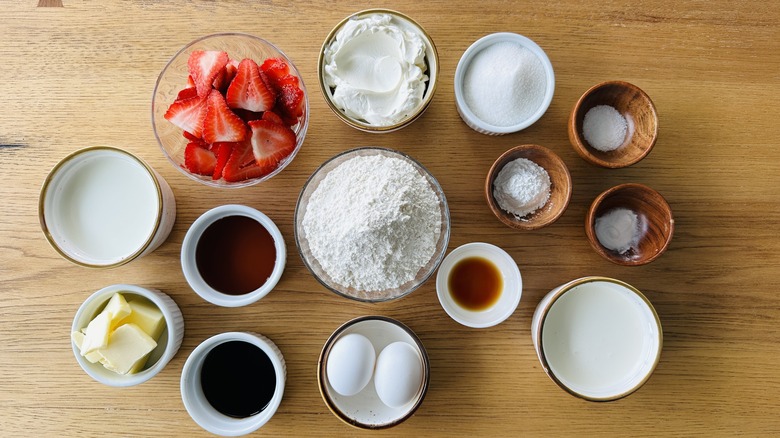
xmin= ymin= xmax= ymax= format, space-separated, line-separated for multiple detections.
xmin=104 ymin=293 xmax=132 ymax=328
xmin=120 ymin=299 xmax=166 ymax=341
xmin=71 ymin=331 xmax=102 ymax=363
xmin=79 ymin=310 xmax=111 ymax=356
xmin=97 ymin=323 xmax=157 ymax=375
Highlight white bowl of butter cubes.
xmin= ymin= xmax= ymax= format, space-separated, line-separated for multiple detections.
xmin=71 ymin=284 xmax=184 ymax=386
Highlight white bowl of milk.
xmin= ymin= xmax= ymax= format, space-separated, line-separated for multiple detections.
xmin=40 ymin=147 xmax=176 ymax=268
xmin=531 ymin=277 xmax=662 ymax=401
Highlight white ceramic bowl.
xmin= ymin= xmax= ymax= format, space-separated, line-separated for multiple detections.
xmin=454 ymin=32 xmax=555 ymax=135
xmin=317 ymin=316 xmax=430 ymax=429
xmin=71 ymin=284 xmax=184 ymax=387
xmin=531 ymin=277 xmax=662 ymax=401
xmin=181 ymin=205 xmax=286 ymax=307
xmin=40 ymin=147 xmax=176 ymax=268
xmin=436 ymin=242 xmax=523 ymax=328
xmin=181 ymin=332 xmax=286 ymax=436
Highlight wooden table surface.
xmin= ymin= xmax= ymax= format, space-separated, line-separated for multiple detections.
xmin=2 ymin=1 xmax=780 ymax=436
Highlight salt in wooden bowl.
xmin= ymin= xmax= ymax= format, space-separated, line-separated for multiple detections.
xmin=485 ymin=144 xmax=572 ymax=231
xmin=585 ymin=183 xmax=674 ymax=266
xmin=568 ymin=81 xmax=658 ymax=168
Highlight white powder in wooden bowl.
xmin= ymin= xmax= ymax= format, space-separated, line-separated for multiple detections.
xmin=493 ymin=158 xmax=551 ymax=219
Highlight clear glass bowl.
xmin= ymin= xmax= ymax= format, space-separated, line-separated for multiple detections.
xmin=294 ymin=147 xmax=450 ymax=302
xmin=151 ymin=33 xmax=309 ymax=188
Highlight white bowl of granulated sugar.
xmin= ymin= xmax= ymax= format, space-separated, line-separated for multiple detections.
xmin=294 ymin=147 xmax=451 ymax=302
xmin=454 ymin=32 xmax=555 ymax=135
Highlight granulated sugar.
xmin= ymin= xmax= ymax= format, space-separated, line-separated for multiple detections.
xmin=463 ymin=41 xmax=546 ymax=127
xmin=302 ymin=155 xmax=441 ymax=292
xmin=582 ymin=105 xmax=628 ymax=152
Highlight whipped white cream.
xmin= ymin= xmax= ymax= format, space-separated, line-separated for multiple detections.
xmin=323 ymin=13 xmax=429 ymax=126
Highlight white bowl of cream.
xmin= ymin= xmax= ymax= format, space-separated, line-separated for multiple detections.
xmin=319 ymin=9 xmax=438 ymax=132
xmin=531 ymin=277 xmax=662 ymax=401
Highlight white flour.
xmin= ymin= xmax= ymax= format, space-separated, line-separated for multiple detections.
xmin=302 ymin=155 xmax=441 ymax=291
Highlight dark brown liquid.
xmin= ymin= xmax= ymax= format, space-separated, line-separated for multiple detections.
xmin=200 ymin=340 xmax=277 ymax=418
xmin=448 ymin=256 xmax=503 ymax=310
xmin=195 ymin=215 xmax=276 ymax=295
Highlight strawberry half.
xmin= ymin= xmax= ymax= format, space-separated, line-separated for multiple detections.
xmin=164 ymin=94 xmax=208 ymax=138
xmin=222 ymin=140 xmax=265 ymax=182
xmin=202 ymin=89 xmax=247 ymax=144
xmin=248 ymin=119 xmax=296 ymax=174
xmin=226 ymin=58 xmax=276 ymax=113
xmin=188 ymin=50 xmax=229 ymax=97
xmin=260 ymin=58 xmax=290 ymax=86
xmin=184 ymin=142 xmax=216 ymax=176
xmin=275 ymin=83 xmax=304 ymax=125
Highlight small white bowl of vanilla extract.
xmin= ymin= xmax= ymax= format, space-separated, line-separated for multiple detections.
xmin=181 ymin=205 xmax=286 ymax=307
xmin=435 ymin=242 xmax=522 ymax=328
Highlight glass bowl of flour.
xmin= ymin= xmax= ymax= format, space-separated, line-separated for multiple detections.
xmin=295 ymin=147 xmax=450 ymax=302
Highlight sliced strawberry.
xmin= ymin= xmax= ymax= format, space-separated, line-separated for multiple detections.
xmin=176 ymin=87 xmax=199 ymax=101
xmin=213 ymin=60 xmax=239 ymax=94
xmin=248 ymin=119 xmax=296 ymax=174
xmin=261 ymin=110 xmax=284 ymax=125
xmin=211 ymin=142 xmax=234 ymax=180
xmin=202 ymin=89 xmax=247 ymax=144
xmin=222 ymin=140 xmax=265 ymax=182
xmin=164 ymin=94 xmax=208 ymax=138
xmin=183 ymin=130 xmax=201 ymax=142
xmin=226 ymin=58 xmax=276 ymax=112
xmin=272 ymin=83 xmax=304 ymax=126
xmin=188 ymin=50 xmax=229 ymax=97
xmin=233 ymin=109 xmax=264 ymax=123
xmin=275 ymin=74 xmax=299 ymax=88
xmin=187 ymin=75 xmax=196 ymax=88
xmin=184 ymin=142 xmax=216 ymax=176
xmin=260 ymin=58 xmax=290 ymax=86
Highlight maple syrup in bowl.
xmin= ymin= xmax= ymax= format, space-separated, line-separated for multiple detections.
xmin=181 ymin=205 xmax=286 ymax=307
xmin=436 ymin=242 xmax=522 ymax=328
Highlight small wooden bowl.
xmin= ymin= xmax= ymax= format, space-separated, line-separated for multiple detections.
xmin=585 ymin=183 xmax=674 ymax=266
xmin=485 ymin=145 xmax=572 ymax=230
xmin=568 ymin=81 xmax=658 ymax=168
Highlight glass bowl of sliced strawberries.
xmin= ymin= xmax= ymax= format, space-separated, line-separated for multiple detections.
xmin=152 ymin=33 xmax=308 ymax=187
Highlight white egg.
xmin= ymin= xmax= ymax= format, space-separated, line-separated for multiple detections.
xmin=326 ymin=333 xmax=376 ymax=396
xmin=374 ymin=341 xmax=424 ymax=408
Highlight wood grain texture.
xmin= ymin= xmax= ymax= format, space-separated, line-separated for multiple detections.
xmin=2 ymin=0 xmax=780 ymax=436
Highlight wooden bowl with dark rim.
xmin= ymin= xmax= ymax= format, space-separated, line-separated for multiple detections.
xmin=585 ymin=183 xmax=674 ymax=266
xmin=485 ymin=144 xmax=572 ymax=231
xmin=568 ymin=81 xmax=658 ymax=168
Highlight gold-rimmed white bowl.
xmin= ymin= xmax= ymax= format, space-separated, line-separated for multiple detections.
xmin=317 ymin=316 xmax=430 ymax=429
xmin=39 ymin=147 xmax=176 ymax=268
xmin=318 ymin=9 xmax=439 ymax=133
